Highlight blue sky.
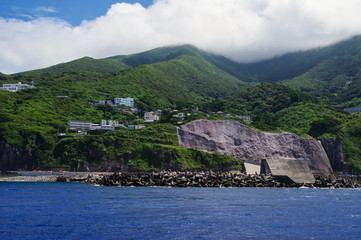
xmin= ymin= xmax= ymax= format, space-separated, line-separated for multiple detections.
xmin=1 ymin=0 xmax=361 ymax=74
xmin=0 ymin=0 xmax=154 ymax=26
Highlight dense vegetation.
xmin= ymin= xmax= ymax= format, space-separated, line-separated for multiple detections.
xmin=52 ymin=124 xmax=243 ymax=171
xmin=2 ymin=38 xmax=361 ymax=173
xmin=278 ymin=36 xmax=361 ymax=108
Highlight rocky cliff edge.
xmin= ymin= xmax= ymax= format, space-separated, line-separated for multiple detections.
xmin=178 ymin=120 xmax=333 ymax=175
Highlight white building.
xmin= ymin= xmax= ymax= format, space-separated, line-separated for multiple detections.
xmin=344 ymin=107 xmax=361 ymax=115
xmin=67 ymin=120 xmax=92 ymax=131
xmin=101 ymin=120 xmax=119 ymax=127
xmin=99 ymin=120 xmax=119 ymax=131
xmin=114 ymin=97 xmax=134 ymax=107
xmin=144 ymin=112 xmax=160 ymax=123
xmin=101 ymin=126 xmax=115 ymax=131
xmin=0 ymin=82 xmax=34 ymax=92
xmin=128 ymin=125 xmax=145 ymax=130
xmin=90 ymin=124 xmax=101 ymax=130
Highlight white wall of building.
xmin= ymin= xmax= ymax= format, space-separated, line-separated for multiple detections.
xmin=0 ymin=82 xmax=34 ymax=92
xmin=114 ymin=97 xmax=134 ymax=107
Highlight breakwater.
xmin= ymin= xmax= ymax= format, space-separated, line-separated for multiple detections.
xmin=88 ymin=171 xmax=361 ymax=188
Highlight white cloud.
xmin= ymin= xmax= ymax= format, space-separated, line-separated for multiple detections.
xmin=1 ymin=0 xmax=361 ymax=74
xmin=32 ymin=6 xmax=57 ymax=14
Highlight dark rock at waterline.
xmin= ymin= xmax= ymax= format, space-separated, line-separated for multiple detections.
xmin=0 ymin=141 xmax=37 ymax=171
xmin=88 ymin=171 xmax=361 ymax=188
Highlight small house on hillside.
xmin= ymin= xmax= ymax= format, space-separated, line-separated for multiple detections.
xmin=114 ymin=97 xmax=134 ymax=107
xmin=144 ymin=112 xmax=160 ymax=123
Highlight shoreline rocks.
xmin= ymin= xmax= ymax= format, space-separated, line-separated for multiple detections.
xmin=2 ymin=170 xmax=359 ymax=188
xmin=88 ymin=171 xmax=361 ymax=188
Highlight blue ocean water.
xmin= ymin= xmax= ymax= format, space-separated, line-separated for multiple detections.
xmin=0 ymin=182 xmax=360 ymax=240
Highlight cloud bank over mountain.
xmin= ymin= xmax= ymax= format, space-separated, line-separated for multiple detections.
xmin=1 ymin=0 xmax=361 ymax=74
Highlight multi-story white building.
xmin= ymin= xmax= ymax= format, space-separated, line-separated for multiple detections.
xmin=67 ymin=120 xmax=92 ymax=131
xmin=99 ymin=119 xmax=120 ymax=130
xmin=68 ymin=119 xmax=121 ymax=131
xmin=113 ymin=97 xmax=134 ymax=107
xmin=0 ymin=82 xmax=34 ymax=92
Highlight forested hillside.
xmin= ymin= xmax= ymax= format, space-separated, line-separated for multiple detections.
xmin=1 ymin=38 xmax=361 ymax=173
xmin=232 ymin=35 xmax=361 ymax=108
xmin=12 ymin=36 xmax=361 ymax=108
xmin=281 ymin=36 xmax=361 ymax=108
xmin=10 ymin=45 xmax=249 ymax=108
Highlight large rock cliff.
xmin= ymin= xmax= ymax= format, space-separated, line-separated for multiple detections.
xmin=0 ymin=141 xmax=37 ymax=171
xmin=178 ymin=120 xmax=333 ymax=175
xmin=321 ymin=139 xmax=348 ymax=172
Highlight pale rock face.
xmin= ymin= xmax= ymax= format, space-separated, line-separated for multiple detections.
xmin=178 ymin=120 xmax=333 ymax=175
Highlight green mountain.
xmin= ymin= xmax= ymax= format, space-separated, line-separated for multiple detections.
xmin=0 ymin=45 xmax=252 ymax=171
xmin=8 ymin=35 xmax=361 ymax=109
xmin=2 ymin=41 xmax=361 ymax=173
xmin=220 ymin=35 xmax=361 ymax=108
xmin=10 ymin=45 xmax=249 ymax=108
xmin=280 ymin=36 xmax=361 ymax=107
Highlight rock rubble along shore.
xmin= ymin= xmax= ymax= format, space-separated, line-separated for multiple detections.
xmin=88 ymin=171 xmax=361 ymax=188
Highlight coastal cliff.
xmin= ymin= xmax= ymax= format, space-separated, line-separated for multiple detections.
xmin=321 ymin=139 xmax=348 ymax=172
xmin=0 ymin=141 xmax=37 ymax=171
xmin=178 ymin=120 xmax=333 ymax=175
